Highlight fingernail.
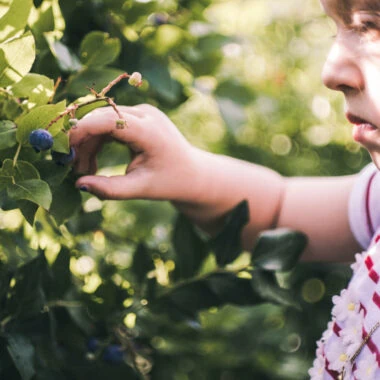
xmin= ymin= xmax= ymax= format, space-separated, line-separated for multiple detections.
xmin=79 ymin=185 xmax=89 ymax=192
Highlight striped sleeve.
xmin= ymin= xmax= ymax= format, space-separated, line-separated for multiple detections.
xmin=348 ymin=163 xmax=380 ymax=249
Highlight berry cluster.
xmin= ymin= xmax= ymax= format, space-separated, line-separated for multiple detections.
xmin=26 ymin=72 xmax=142 ymax=167
xmin=28 ymin=128 xmax=75 ymax=165
xmin=86 ymin=337 xmax=124 ymax=364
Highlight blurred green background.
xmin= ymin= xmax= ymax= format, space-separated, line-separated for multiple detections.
xmin=0 ymin=0 xmax=368 ymax=379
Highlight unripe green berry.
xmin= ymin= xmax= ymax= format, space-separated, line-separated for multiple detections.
xmin=69 ymin=118 xmax=79 ymax=127
xmin=115 ymin=119 xmax=126 ymax=129
xmin=128 ymin=72 xmax=142 ymax=87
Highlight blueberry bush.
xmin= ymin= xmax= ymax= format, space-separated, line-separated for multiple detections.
xmin=0 ymin=0 xmax=359 ymax=379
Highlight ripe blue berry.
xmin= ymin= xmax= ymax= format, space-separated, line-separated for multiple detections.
xmin=87 ymin=337 xmax=100 ymax=353
xmin=102 ymin=344 xmax=124 ymax=364
xmin=152 ymin=13 xmax=168 ymax=26
xmin=51 ymin=147 xmax=76 ymax=166
xmin=29 ymin=129 xmax=54 ymax=152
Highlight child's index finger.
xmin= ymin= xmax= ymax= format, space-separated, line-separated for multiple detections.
xmin=69 ymin=107 xmax=140 ymax=147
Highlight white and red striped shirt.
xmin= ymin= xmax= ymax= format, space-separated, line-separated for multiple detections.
xmin=310 ymin=164 xmax=380 ymax=379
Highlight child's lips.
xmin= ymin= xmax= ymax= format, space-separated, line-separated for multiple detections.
xmin=346 ymin=113 xmax=378 ymax=129
xmin=346 ymin=113 xmax=379 ymax=143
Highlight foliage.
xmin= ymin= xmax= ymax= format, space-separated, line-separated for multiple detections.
xmin=0 ymin=0 xmax=360 ymax=379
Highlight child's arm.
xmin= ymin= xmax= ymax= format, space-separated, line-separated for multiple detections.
xmin=70 ymin=104 xmax=361 ymax=262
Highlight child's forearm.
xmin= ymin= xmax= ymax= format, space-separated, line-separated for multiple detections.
xmin=172 ymin=147 xmax=286 ymax=251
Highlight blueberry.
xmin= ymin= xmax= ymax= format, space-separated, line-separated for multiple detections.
xmin=29 ymin=129 xmax=54 ymax=152
xmin=51 ymin=147 xmax=75 ymax=165
xmin=103 ymin=344 xmax=124 ymax=363
xmin=87 ymin=337 xmax=100 ymax=353
xmin=152 ymin=13 xmax=168 ymax=25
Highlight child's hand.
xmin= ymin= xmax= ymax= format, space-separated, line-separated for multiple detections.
xmin=69 ymin=104 xmax=201 ymax=202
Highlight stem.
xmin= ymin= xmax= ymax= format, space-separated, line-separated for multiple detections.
xmin=0 ymin=315 xmax=13 ymax=330
xmin=48 ymin=76 xmax=62 ymax=103
xmin=13 ymin=143 xmax=22 ymax=167
xmin=99 ymin=72 xmax=130 ymax=97
xmin=47 ymin=300 xmax=83 ymax=308
xmin=45 ymin=97 xmax=109 ymax=130
xmin=45 ymin=72 xmax=133 ymax=130
xmin=106 ymin=97 xmax=123 ymax=119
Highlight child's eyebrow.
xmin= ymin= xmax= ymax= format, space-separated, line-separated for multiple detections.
xmin=352 ymin=0 xmax=380 ymax=12
xmin=328 ymin=0 xmax=380 ymax=24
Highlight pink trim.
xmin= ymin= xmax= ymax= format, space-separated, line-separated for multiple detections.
xmin=325 ymin=359 xmax=340 ymax=378
xmin=365 ymin=172 xmax=377 ymax=237
xmin=369 ymin=269 xmax=379 ymax=283
xmin=365 ymin=256 xmax=374 ymax=270
xmin=360 ymin=302 xmax=368 ymax=317
xmin=362 ymin=326 xmax=380 ymax=365
xmin=333 ymin=322 xmax=341 ymax=336
xmin=373 ymin=292 xmax=380 ymax=308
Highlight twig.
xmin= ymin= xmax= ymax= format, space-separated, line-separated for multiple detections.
xmin=99 ymin=73 xmax=130 ymax=97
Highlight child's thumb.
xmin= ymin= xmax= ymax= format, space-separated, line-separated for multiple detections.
xmin=75 ymin=175 xmax=144 ymax=200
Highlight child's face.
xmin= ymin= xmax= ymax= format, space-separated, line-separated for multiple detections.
xmin=321 ymin=0 xmax=380 ymax=167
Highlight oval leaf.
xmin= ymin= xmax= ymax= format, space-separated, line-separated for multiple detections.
xmin=7 ymin=179 xmax=52 ymax=210
xmin=79 ymin=31 xmax=121 ymax=67
xmin=252 ymin=228 xmax=307 ymax=272
xmin=0 ymin=0 xmax=33 ymax=43
xmin=0 ymin=31 xmax=35 ymax=87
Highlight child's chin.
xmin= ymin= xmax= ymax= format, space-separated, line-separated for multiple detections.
xmin=368 ymin=151 xmax=380 ymax=170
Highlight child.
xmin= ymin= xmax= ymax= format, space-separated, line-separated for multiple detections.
xmin=69 ymin=0 xmax=380 ymax=378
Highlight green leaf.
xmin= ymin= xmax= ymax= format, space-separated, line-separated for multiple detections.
xmin=172 ymin=213 xmax=208 ymax=279
xmin=10 ymin=73 xmax=54 ymax=107
xmin=0 ymin=0 xmax=33 ymax=43
xmin=0 ymin=121 xmax=16 ymax=150
xmin=63 ymin=289 xmax=94 ymax=335
xmin=0 ymin=177 xmax=12 ymax=194
xmin=79 ymin=31 xmax=121 ymax=67
xmin=252 ymin=228 xmax=307 ymax=272
xmin=156 ymin=280 xmax=217 ymax=321
xmin=214 ymin=80 xmax=255 ymax=106
xmin=51 ymin=131 xmax=69 ymax=153
xmin=206 ymin=272 xmax=263 ymax=306
xmin=49 ymin=177 xmax=81 ymax=225
xmin=6 ymin=334 xmax=35 ymax=380
xmin=155 ymin=271 xmax=264 ymax=321
xmin=7 ymin=254 xmax=47 ymax=319
xmin=141 ymin=56 xmax=182 ymax=105
xmin=251 ymin=270 xmax=300 ymax=309
xmin=73 ymin=95 xmax=108 ymax=119
xmin=65 ymin=67 xmax=125 ymax=97
xmin=14 ymin=161 xmax=40 ymax=180
xmin=131 ymin=243 xmax=155 ymax=284
xmin=7 ymin=179 xmax=52 ymax=210
xmin=209 ymin=200 xmax=249 ymax=266
xmin=1 ymin=159 xmax=40 ymax=181
xmin=45 ymin=32 xmax=82 ymax=73
xmin=143 ymin=25 xmax=185 ymax=56
xmin=0 ymin=31 xmax=35 ymax=87
xmin=33 ymin=160 xmax=71 ymax=187
xmin=0 ymin=91 xmax=24 ymax=120
xmin=28 ymin=0 xmax=65 ymax=46
xmin=0 ymin=264 xmax=12 ymax=314
xmin=15 ymin=101 xmax=66 ymax=144
xmin=18 ymin=200 xmax=39 ymax=225
xmin=50 ymin=246 xmax=71 ymax=298
xmin=66 ymin=210 xmax=103 ymax=234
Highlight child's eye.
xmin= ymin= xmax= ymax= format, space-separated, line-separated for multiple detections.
xmin=359 ymin=21 xmax=379 ymax=33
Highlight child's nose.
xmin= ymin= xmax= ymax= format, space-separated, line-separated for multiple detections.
xmin=322 ymin=39 xmax=364 ymax=93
